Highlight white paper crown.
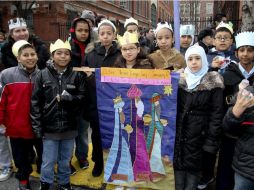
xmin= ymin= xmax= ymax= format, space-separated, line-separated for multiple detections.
xmin=50 ymin=39 xmax=71 ymax=53
xmin=8 ymin=18 xmax=27 ymax=30
xmin=235 ymin=31 xmax=254 ymax=49
xmin=98 ymin=19 xmax=116 ymax=32
xmin=124 ymin=17 xmax=138 ymax=28
xmin=12 ymin=40 xmax=31 ymax=57
xmin=180 ymin=25 xmax=195 ymax=36
xmin=154 ymin=22 xmax=173 ymax=36
xmin=216 ymin=21 xmax=233 ymax=34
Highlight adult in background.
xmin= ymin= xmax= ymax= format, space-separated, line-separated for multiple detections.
xmin=1 ymin=17 xmax=50 ymax=71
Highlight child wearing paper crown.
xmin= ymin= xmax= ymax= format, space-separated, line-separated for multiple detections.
xmin=213 ymin=31 xmax=254 ymax=190
xmin=114 ymin=31 xmax=153 ymax=69
xmin=174 ymin=45 xmax=224 ymax=190
xmin=83 ymin=19 xmax=121 ymax=177
xmin=30 ymin=39 xmax=86 ymax=190
xmin=148 ymin=22 xmax=185 ymax=70
xmin=0 ymin=40 xmax=40 ymax=190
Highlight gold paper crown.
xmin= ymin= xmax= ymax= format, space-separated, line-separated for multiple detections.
xmin=117 ymin=31 xmax=139 ymax=46
xmin=50 ymin=39 xmax=71 ymax=53
xmin=216 ymin=22 xmax=233 ymax=34
xmin=12 ymin=40 xmax=31 ymax=57
xmin=113 ymin=95 xmax=123 ymax=104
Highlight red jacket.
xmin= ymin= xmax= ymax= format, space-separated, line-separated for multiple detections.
xmin=0 ymin=65 xmax=38 ymax=139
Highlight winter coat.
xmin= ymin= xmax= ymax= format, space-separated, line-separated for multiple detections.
xmin=223 ymin=106 xmax=254 ymax=181
xmin=30 ymin=61 xmax=86 ymax=138
xmin=83 ymin=41 xmax=121 ymax=121
xmin=1 ymin=35 xmax=50 ymax=70
xmin=0 ymin=64 xmax=39 ymax=139
xmin=148 ymin=48 xmax=185 ymax=70
xmin=222 ymin=62 xmax=254 ymax=139
xmin=114 ymin=58 xmax=153 ymax=69
xmin=174 ymin=71 xmax=224 ymax=171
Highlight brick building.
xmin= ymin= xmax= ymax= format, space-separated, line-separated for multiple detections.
xmin=0 ymin=1 xmax=171 ymax=42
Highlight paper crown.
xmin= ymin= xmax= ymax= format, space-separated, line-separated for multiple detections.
xmin=50 ymin=39 xmax=71 ymax=53
xmin=117 ymin=31 xmax=139 ymax=46
xmin=98 ymin=19 xmax=116 ymax=32
xmin=235 ymin=31 xmax=254 ymax=49
xmin=12 ymin=40 xmax=30 ymax=57
xmin=113 ymin=95 xmax=123 ymax=104
xmin=180 ymin=25 xmax=195 ymax=36
xmin=154 ymin=22 xmax=173 ymax=36
xmin=124 ymin=17 xmax=138 ymax=28
xmin=8 ymin=18 xmax=27 ymax=30
xmin=216 ymin=21 xmax=233 ymax=34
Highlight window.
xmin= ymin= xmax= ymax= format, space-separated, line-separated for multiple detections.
xmin=120 ymin=0 xmax=127 ymax=9
xmin=151 ymin=3 xmax=156 ymax=28
xmin=206 ymin=3 xmax=213 ymax=15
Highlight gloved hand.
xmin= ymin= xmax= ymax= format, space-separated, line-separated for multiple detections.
xmin=60 ymin=90 xmax=73 ymax=102
xmin=0 ymin=124 xmax=6 ymax=134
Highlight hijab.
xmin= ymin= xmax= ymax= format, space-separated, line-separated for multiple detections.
xmin=184 ymin=45 xmax=209 ymax=90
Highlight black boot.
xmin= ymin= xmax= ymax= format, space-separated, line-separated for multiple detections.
xmin=39 ymin=181 xmax=50 ymax=190
xmin=57 ymin=183 xmax=73 ymax=190
xmin=92 ymin=161 xmax=103 ymax=177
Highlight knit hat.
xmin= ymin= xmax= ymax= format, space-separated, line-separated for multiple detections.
xmin=81 ymin=10 xmax=95 ymax=24
xmin=198 ymin=28 xmax=213 ymax=41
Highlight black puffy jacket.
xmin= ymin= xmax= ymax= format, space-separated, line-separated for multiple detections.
xmin=174 ymin=72 xmax=224 ymax=171
xmin=223 ymin=106 xmax=254 ymax=181
xmin=31 ymin=61 xmax=86 ymax=137
xmin=1 ymin=35 xmax=50 ymax=70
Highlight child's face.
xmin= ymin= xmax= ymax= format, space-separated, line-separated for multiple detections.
xmin=203 ymin=36 xmax=213 ymax=46
xmin=75 ymin=21 xmax=90 ymax=42
xmin=180 ymin=35 xmax=192 ymax=48
xmin=121 ymin=43 xmax=140 ymax=63
xmin=214 ymin=31 xmax=233 ymax=51
xmin=52 ymin=49 xmax=71 ymax=70
xmin=156 ymin=28 xmax=173 ymax=52
xmin=237 ymin=46 xmax=254 ymax=66
xmin=187 ymin=54 xmax=202 ymax=73
xmin=17 ymin=47 xmax=38 ymax=72
xmin=11 ymin=26 xmax=29 ymax=41
xmin=98 ymin=25 xmax=115 ymax=48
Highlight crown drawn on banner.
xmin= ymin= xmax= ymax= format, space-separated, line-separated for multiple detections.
xmin=235 ymin=31 xmax=254 ymax=49
xmin=216 ymin=21 xmax=234 ymax=34
xmin=124 ymin=17 xmax=138 ymax=28
xmin=113 ymin=95 xmax=123 ymax=104
xmin=50 ymin=39 xmax=71 ymax=53
xmin=117 ymin=31 xmax=139 ymax=46
xmin=8 ymin=18 xmax=27 ymax=30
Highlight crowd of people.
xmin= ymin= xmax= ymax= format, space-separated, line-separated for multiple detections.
xmin=0 ymin=9 xmax=253 ymax=190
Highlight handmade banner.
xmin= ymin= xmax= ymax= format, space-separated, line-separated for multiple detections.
xmin=96 ymin=68 xmax=179 ymax=190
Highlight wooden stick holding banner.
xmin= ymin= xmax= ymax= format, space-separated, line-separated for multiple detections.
xmin=73 ymin=67 xmax=95 ymax=72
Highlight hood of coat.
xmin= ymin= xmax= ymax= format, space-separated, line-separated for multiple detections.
xmin=179 ymin=71 xmax=224 ymax=91
xmin=69 ymin=17 xmax=91 ymax=44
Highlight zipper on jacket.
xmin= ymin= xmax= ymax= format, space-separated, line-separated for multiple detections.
xmin=58 ymin=73 xmax=63 ymax=129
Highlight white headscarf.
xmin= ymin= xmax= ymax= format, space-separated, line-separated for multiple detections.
xmin=184 ymin=45 xmax=209 ymax=90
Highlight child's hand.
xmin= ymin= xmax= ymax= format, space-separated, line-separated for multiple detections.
xmin=56 ymin=94 xmax=60 ymax=102
xmin=232 ymin=89 xmax=254 ymax=118
xmin=0 ymin=124 xmax=6 ymax=134
xmin=239 ymin=79 xmax=249 ymax=91
xmin=211 ymin=56 xmax=224 ymax=68
xmin=85 ymin=71 xmax=93 ymax=77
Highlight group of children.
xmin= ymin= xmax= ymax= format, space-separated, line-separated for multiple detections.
xmin=0 ymin=14 xmax=253 ymax=190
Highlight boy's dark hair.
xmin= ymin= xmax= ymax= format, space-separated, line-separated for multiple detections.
xmin=198 ymin=28 xmax=213 ymax=41
xmin=214 ymin=13 xmax=227 ymax=23
xmin=214 ymin=27 xmax=234 ymax=39
xmin=18 ymin=44 xmax=35 ymax=56
xmin=51 ymin=49 xmax=71 ymax=56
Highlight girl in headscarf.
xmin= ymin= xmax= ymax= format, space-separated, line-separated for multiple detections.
xmin=173 ymin=45 xmax=224 ymax=190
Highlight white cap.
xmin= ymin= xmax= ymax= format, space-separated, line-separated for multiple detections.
xmin=235 ymin=31 xmax=254 ymax=49
xmin=180 ymin=25 xmax=195 ymax=36
xmin=8 ymin=18 xmax=27 ymax=30
xmin=98 ymin=19 xmax=116 ymax=32
xmin=124 ymin=17 xmax=138 ymax=28
xmin=154 ymin=22 xmax=173 ymax=36
xmin=12 ymin=40 xmax=30 ymax=57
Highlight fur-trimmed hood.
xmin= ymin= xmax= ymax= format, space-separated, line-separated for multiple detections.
xmin=179 ymin=71 xmax=224 ymax=91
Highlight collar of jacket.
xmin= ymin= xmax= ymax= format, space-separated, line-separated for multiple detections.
xmin=94 ymin=41 xmax=119 ymax=55
xmin=18 ymin=62 xmax=38 ymax=76
xmin=46 ymin=60 xmax=71 ymax=76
